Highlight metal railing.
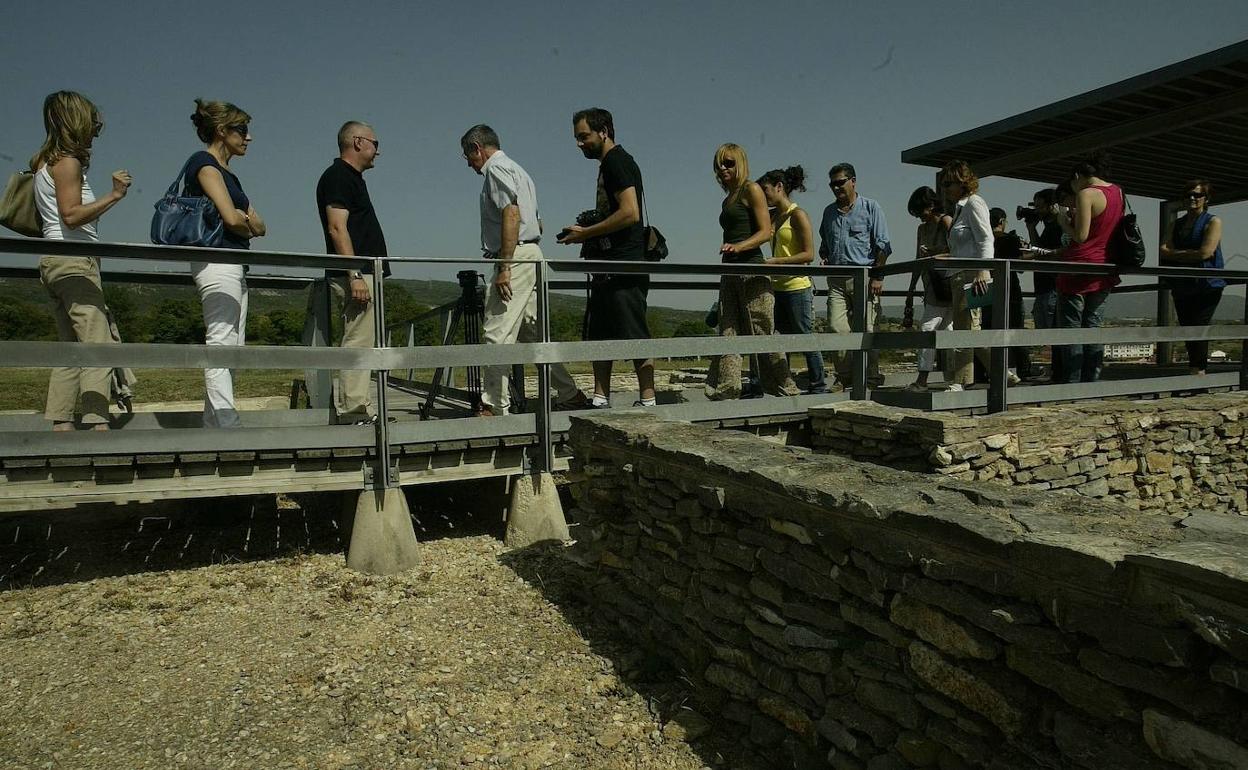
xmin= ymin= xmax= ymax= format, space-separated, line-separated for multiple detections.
xmin=2 ymin=236 xmax=1246 ymax=492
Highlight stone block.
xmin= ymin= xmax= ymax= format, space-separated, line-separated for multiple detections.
xmin=770 ymin=517 xmax=814 ymax=544
xmin=758 ymin=548 xmax=839 ymax=600
xmin=889 ymin=595 xmax=1001 ymax=660
xmin=705 ymin=663 xmax=759 ymax=699
xmin=822 ymin=696 xmax=900 ymax=748
xmin=816 ymin=714 xmax=859 ymax=754
xmin=749 ymin=713 xmax=789 ymax=747
xmin=713 ymin=537 xmax=757 ymax=571
xmin=1078 ymin=648 xmax=1235 ymax=719
xmin=1005 ymin=647 xmax=1136 ymax=722
xmin=894 ymin=730 xmax=943 ymax=767
xmin=1051 ymin=710 xmax=1171 ymax=770
xmin=1141 ymin=709 xmax=1248 ymax=769
xmin=856 ymin=679 xmax=923 ymax=730
xmin=841 ymin=601 xmax=912 ymax=648
xmin=907 ymin=641 xmax=1027 ymax=737
xmin=758 ymin=695 xmax=817 ymax=741
xmin=784 ymin=625 xmax=860 ymax=651
xmin=1076 ymin=477 xmax=1110 ymax=497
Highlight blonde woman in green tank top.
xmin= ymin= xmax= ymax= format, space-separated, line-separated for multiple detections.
xmin=704 ymin=143 xmax=798 ymax=400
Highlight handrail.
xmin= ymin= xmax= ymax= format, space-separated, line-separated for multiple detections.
xmin=2 ymin=236 xmax=1245 ymax=483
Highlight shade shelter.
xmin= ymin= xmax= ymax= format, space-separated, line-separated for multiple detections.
xmin=901 ymin=39 xmax=1248 ymax=363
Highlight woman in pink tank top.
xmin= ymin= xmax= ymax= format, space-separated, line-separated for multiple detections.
xmin=1055 ymin=154 xmax=1123 ymax=383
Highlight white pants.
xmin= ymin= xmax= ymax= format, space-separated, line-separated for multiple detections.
xmin=917 ymin=303 xmax=953 ymax=372
xmin=192 ymin=262 xmax=248 ymax=428
xmin=482 ymin=244 xmax=578 ymax=414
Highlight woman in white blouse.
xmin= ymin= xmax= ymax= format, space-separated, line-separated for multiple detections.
xmin=30 ymin=91 xmax=132 ymax=430
xmin=932 ymin=160 xmax=1008 ymax=391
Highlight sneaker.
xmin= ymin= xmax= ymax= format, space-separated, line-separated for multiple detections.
xmin=805 ymin=384 xmax=831 ymax=395
xmin=631 ymin=400 xmax=656 ymax=408
xmin=943 ymin=383 xmax=964 ymax=393
xmin=1007 ymin=371 xmax=1022 ymax=386
xmin=904 ymin=382 xmax=929 ymax=393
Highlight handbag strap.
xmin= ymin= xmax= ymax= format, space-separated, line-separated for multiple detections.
xmin=164 ymin=156 xmax=196 ymax=198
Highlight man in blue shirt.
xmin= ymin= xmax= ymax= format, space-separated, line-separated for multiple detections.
xmin=818 ymin=163 xmax=892 ymax=389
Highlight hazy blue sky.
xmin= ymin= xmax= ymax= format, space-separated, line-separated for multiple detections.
xmin=2 ymin=1 xmax=1245 ymax=308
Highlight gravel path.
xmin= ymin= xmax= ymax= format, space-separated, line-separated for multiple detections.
xmin=0 ymin=514 xmax=751 ymax=770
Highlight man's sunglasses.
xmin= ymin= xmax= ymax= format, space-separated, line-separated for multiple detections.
xmin=354 ymin=136 xmax=379 ymax=151
xmin=830 ymin=177 xmax=855 ymax=189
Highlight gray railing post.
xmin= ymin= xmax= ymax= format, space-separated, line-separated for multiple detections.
xmin=534 ymin=259 xmax=554 ymax=473
xmin=987 ymin=260 xmax=1011 ymax=414
xmin=371 ymin=258 xmax=395 ymax=488
xmin=407 ymin=321 xmax=416 ymax=382
xmin=301 ymin=278 xmax=333 ymax=409
xmin=1156 ymin=200 xmax=1176 ymax=368
xmin=850 ymin=268 xmax=869 ymax=401
xmin=1241 ymin=289 xmax=1248 ymax=391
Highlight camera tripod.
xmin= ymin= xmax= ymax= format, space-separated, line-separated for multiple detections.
xmin=419 ymin=269 xmax=527 ymax=419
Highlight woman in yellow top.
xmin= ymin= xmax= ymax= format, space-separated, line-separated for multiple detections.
xmin=759 ymin=166 xmax=827 ymax=393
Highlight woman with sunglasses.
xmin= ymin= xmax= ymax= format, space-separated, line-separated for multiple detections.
xmin=934 ymin=160 xmax=1003 ymax=391
xmin=183 ymin=98 xmax=266 ymax=427
xmin=31 ymin=91 xmax=133 ymax=431
xmin=901 ymin=186 xmax=953 ymax=391
xmin=1160 ymin=179 xmax=1225 ymax=375
xmin=704 ymin=144 xmax=796 ymax=400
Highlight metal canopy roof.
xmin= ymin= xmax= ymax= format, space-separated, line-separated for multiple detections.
xmin=901 ymin=40 xmax=1248 ymax=204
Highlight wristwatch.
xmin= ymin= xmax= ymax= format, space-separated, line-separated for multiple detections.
xmin=350 ymin=271 xmax=364 ymax=281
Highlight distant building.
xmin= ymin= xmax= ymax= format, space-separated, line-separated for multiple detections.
xmin=1209 ymin=350 xmax=1228 ymax=362
xmin=1104 ymin=342 xmax=1156 ymax=361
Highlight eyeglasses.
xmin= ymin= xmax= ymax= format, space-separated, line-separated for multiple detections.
xmin=717 ymin=158 xmax=737 ymax=169
xmin=354 ymin=136 xmax=379 ymax=151
xmin=1187 ymin=192 xmax=1207 ymax=200
xmin=829 ymin=177 xmax=854 ymax=189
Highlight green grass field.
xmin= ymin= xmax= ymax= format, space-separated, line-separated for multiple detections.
xmin=0 ymin=369 xmax=304 ymax=412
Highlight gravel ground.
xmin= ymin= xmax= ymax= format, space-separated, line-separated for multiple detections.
xmin=0 ymin=491 xmax=756 ymax=770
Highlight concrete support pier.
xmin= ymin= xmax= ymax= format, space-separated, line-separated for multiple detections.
xmin=504 ymin=472 xmax=570 ymax=548
xmin=346 ymin=488 xmax=421 ymax=574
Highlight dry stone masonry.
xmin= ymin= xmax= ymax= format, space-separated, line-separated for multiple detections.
xmin=564 ymin=413 xmax=1248 ymax=770
xmin=809 ymin=394 xmax=1248 ymax=516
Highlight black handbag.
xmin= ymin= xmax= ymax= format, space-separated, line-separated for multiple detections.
xmin=150 ymin=157 xmax=224 ymax=247
xmin=639 ymin=188 xmax=668 ymax=262
xmin=1110 ymin=191 xmax=1146 ymax=268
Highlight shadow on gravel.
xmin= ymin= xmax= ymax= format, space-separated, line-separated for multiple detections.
xmin=500 ymin=539 xmax=770 ymax=770
xmin=0 ymin=477 xmax=510 ymax=590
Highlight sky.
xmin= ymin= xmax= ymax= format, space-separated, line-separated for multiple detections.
xmin=2 ymin=0 xmax=1246 ymax=310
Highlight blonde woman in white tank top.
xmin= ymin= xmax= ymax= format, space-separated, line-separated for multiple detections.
xmin=30 ymin=91 xmax=132 ymax=430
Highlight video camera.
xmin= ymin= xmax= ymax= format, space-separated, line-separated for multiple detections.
xmin=1016 ymin=205 xmax=1043 ymax=225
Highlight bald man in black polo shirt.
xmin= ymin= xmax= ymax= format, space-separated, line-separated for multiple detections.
xmin=316 ymin=120 xmax=389 ymax=425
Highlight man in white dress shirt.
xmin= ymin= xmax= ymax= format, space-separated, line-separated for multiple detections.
xmin=460 ymin=124 xmax=588 ymax=416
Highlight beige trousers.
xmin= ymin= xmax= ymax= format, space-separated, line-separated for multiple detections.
xmin=706 ymin=274 xmax=797 ymax=398
xmin=482 ymin=244 xmax=579 ymax=414
xmin=944 ymin=271 xmax=992 ymax=386
xmin=825 ymin=277 xmax=880 ymax=385
xmin=329 ymin=273 xmax=376 ymax=419
xmin=39 ymin=256 xmax=114 ymax=424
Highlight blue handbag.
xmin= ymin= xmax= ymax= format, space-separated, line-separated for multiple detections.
xmin=150 ymin=157 xmax=224 ymax=247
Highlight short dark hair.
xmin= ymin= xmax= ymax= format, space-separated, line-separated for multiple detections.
xmin=572 ymin=107 xmax=614 ymax=140
xmin=1033 ymin=188 xmax=1058 ymax=207
xmin=1070 ymin=150 xmax=1110 ymax=180
xmin=989 ymin=207 xmax=1009 ymax=228
xmin=829 ymin=162 xmax=856 ymax=180
xmin=907 ymin=186 xmax=940 ymax=218
xmin=460 ymin=124 xmax=500 ymax=153
xmin=758 ymin=165 xmax=806 ymax=193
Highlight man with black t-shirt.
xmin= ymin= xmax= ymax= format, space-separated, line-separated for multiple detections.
xmin=557 ymin=108 xmax=656 ymax=408
xmin=315 ymin=120 xmax=390 ymax=424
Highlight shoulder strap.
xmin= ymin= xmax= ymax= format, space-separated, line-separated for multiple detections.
xmin=165 ymin=156 xmax=197 ymax=198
